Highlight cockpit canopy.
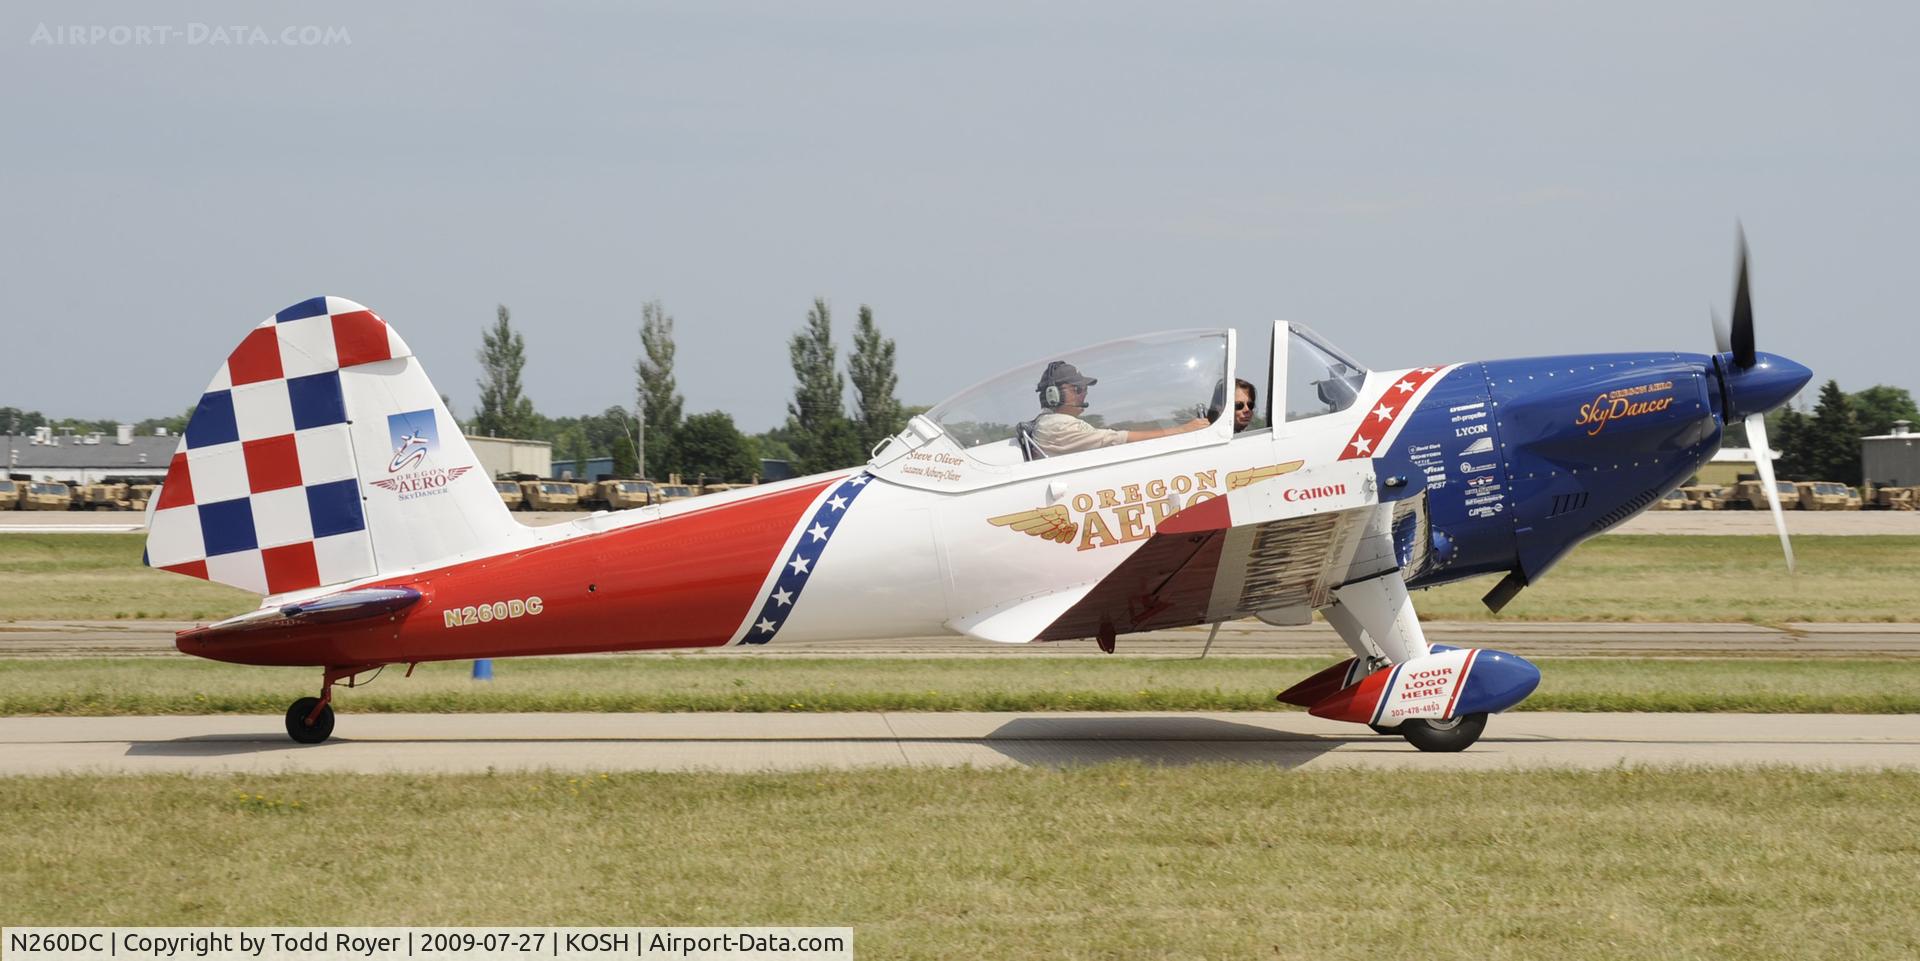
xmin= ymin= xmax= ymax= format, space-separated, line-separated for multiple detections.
xmin=1283 ymin=324 xmax=1367 ymax=423
xmin=924 ymin=330 xmax=1232 ymax=464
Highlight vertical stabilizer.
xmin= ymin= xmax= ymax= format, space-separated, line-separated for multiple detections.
xmin=145 ymin=297 xmax=522 ymax=597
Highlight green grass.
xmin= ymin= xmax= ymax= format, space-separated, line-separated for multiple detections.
xmin=2 ymin=768 xmax=1916 ymax=960
xmin=5 ymin=655 xmax=1920 ymax=715
xmin=1413 ymin=534 xmax=1920 ymax=623
xmin=0 ymin=533 xmax=251 ymax=620
xmin=3 ymin=533 xmax=1918 ymax=624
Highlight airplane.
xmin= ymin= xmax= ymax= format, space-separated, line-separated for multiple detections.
xmin=143 ymin=238 xmax=1808 ymax=751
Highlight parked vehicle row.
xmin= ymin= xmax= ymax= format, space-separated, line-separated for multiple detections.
xmin=491 ymin=475 xmax=747 ymax=512
xmin=0 ymin=478 xmax=156 ymax=511
xmin=1659 ymin=479 xmax=1912 ymax=512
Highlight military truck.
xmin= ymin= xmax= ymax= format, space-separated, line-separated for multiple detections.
xmin=494 ymin=479 xmax=524 ymax=510
xmin=0 ymin=479 xmax=22 ymax=510
xmin=1794 ymin=481 xmax=1860 ymax=511
xmin=653 ymin=482 xmax=698 ymax=504
xmin=20 ymin=481 xmax=73 ymax=511
xmin=1729 ymin=478 xmax=1800 ymax=510
xmin=128 ymin=484 xmax=157 ymax=514
xmin=701 ymin=482 xmax=758 ymax=496
xmin=518 ymin=479 xmax=584 ymax=511
xmin=581 ymin=478 xmax=656 ymax=511
xmin=1653 ymin=489 xmax=1690 ymax=510
xmin=1678 ymin=484 xmax=1727 ymax=510
xmin=1870 ymin=485 xmax=1917 ymax=511
xmin=77 ymin=482 xmax=132 ymax=510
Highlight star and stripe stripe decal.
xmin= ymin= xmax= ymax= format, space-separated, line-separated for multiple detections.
xmin=1338 ymin=365 xmax=1452 ymax=460
xmin=738 ymin=471 xmax=875 ymax=645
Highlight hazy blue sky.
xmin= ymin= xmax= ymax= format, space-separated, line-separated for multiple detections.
xmin=4 ymin=2 xmax=1913 ymax=433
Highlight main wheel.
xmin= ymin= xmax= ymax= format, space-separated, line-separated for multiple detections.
xmin=285 ymin=697 xmax=335 ymax=744
xmin=1399 ymin=713 xmax=1488 ymax=752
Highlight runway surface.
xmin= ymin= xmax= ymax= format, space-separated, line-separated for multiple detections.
xmin=5 ymin=618 xmax=1916 ymax=658
xmin=3 ymin=712 xmax=1916 ymax=775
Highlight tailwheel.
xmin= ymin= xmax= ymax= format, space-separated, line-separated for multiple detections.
xmin=1399 ymin=713 xmax=1488 ymax=752
xmin=285 ymin=696 xmax=335 ymax=744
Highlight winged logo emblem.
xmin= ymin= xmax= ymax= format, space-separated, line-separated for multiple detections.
xmin=987 ymin=505 xmax=1078 ymax=544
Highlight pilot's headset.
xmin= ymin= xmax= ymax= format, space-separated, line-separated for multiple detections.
xmin=1038 ymin=361 xmax=1097 ymax=409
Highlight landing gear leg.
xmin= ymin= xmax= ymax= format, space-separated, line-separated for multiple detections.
xmin=284 ymin=665 xmax=368 ymax=744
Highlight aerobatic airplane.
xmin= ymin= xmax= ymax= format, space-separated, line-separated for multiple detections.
xmin=144 ymin=238 xmax=1808 ymax=750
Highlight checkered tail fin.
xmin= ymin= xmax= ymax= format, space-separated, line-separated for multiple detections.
xmin=144 ymin=297 xmax=524 ymax=598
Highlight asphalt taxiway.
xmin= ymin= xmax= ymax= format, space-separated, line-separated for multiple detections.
xmin=2 ymin=711 xmax=1915 ymax=775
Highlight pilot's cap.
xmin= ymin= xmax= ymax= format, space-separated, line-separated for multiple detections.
xmin=1037 ymin=361 xmax=1097 ymax=393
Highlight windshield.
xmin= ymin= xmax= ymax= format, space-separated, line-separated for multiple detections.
xmin=617 ymin=482 xmax=650 ymax=492
xmin=1285 ymin=325 xmax=1368 ymax=422
xmin=925 ymin=330 xmax=1229 ymax=464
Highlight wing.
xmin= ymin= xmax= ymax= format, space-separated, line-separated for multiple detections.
xmin=1018 ymin=461 xmax=1429 ymax=643
xmin=445 ymin=466 xmax=473 ymax=482
xmin=987 ymin=505 xmax=1078 ymax=544
xmin=369 ymin=479 xmax=399 ymax=491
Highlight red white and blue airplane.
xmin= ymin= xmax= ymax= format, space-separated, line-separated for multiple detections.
xmin=144 ymin=240 xmax=1808 ymax=750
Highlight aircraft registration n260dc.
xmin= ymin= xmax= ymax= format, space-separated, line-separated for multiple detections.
xmin=145 ymin=239 xmax=1808 ymax=751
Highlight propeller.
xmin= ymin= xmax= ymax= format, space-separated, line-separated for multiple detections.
xmin=1711 ymin=228 xmax=1793 ymax=572
xmin=1729 ymin=231 xmax=1756 ymax=368
xmin=1743 ymin=412 xmax=1796 ymax=574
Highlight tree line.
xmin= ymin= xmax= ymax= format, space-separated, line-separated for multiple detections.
xmin=1741 ymin=381 xmax=1920 ymax=487
xmin=466 ymin=299 xmax=910 ymax=482
xmin=8 ymin=354 xmax=1912 ymax=490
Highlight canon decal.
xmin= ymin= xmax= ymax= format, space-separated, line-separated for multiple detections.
xmin=1283 ymin=483 xmax=1347 ymax=502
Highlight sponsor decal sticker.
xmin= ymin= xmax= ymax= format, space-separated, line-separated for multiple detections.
xmin=1459 ymin=436 xmax=1495 ymax=456
xmin=370 ymin=409 xmax=473 ymax=500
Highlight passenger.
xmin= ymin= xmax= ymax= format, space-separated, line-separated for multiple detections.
xmin=1024 ymin=361 xmax=1211 ymax=457
xmin=1233 ymin=378 xmax=1257 ymax=433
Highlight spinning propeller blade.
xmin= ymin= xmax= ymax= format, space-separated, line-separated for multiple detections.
xmin=1745 ymin=412 xmax=1795 ymax=574
xmin=1730 ymin=229 xmax=1756 ymax=368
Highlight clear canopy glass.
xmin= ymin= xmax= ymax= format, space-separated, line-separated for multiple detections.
xmin=1284 ymin=325 xmax=1368 ymax=422
xmin=925 ymin=330 xmax=1230 ymax=465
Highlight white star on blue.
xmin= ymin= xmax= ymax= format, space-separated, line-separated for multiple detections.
xmin=739 ymin=472 xmax=876 ymax=645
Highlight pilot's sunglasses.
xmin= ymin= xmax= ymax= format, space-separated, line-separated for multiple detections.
xmin=1234 ymin=402 xmax=1253 ymax=411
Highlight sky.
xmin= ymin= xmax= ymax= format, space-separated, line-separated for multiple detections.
xmin=3 ymin=2 xmax=1914 ymax=433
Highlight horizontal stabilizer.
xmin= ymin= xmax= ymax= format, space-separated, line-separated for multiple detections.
xmin=181 ymin=586 xmax=422 ymax=639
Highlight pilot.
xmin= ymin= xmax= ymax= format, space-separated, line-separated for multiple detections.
xmin=1025 ymin=361 xmax=1211 ymax=457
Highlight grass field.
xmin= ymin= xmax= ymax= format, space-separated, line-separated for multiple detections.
xmin=1 ymin=767 xmax=1915 ymax=960
xmin=2 ymin=533 xmax=1917 ymax=624
xmin=4 ymin=655 xmax=1919 ymax=715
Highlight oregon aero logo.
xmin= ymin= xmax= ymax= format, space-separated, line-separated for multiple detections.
xmin=370 ymin=409 xmax=471 ymax=500
xmin=987 ymin=462 xmax=1304 ymax=552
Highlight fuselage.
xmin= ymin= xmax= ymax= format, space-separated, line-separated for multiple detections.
xmin=177 ymin=346 xmax=1751 ymax=669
